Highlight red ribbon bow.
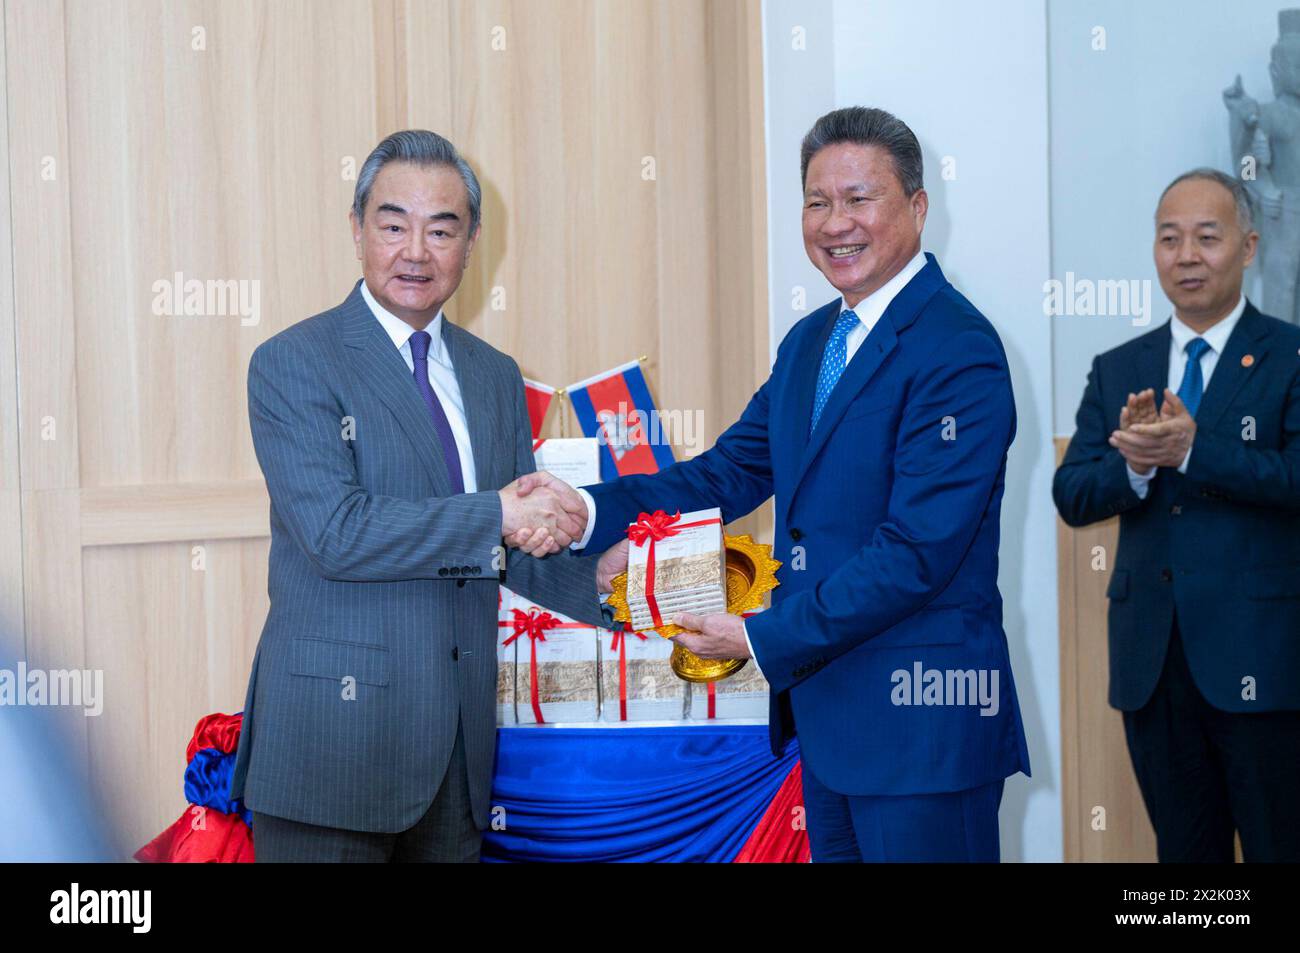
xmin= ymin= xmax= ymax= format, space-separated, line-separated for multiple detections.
xmin=628 ymin=509 xmax=684 ymax=547
xmin=503 ymin=608 xmax=560 ymax=646
xmin=499 ymin=607 xmax=596 ymax=724
xmin=501 ymin=608 xmax=560 ymax=724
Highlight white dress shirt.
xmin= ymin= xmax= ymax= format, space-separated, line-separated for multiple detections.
xmin=841 ymin=248 xmax=928 ymax=363
xmin=576 ymin=249 xmax=931 ymax=678
xmin=1126 ymin=295 xmax=1245 ymax=499
xmin=360 ymin=280 xmax=478 ymax=494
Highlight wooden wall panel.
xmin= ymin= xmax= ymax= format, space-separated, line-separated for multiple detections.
xmin=0 ymin=6 xmax=24 ymax=643
xmin=3 ymin=0 xmax=768 ymax=855
xmin=65 ymin=0 xmax=383 ymax=488
xmin=5 ymin=1 xmax=90 ymax=774
xmin=1055 ymin=436 xmax=1157 ymax=862
xmin=83 ymin=537 xmax=270 ymax=849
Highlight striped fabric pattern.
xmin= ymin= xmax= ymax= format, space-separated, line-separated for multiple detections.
xmin=230 ymin=280 xmax=606 ymax=834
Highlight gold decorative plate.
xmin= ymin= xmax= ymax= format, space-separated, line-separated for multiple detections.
xmin=607 ymin=533 xmax=781 ymax=683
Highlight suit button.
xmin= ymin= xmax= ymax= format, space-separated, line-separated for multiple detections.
xmin=789 ymin=527 xmax=803 ymax=542
xmin=472 ymin=566 xmax=482 ymax=575
xmin=438 ymin=567 xmax=449 ymax=577
xmin=456 ymin=579 xmax=466 ymax=588
xmin=462 ymin=565 xmax=473 ymax=575
xmin=450 ymin=566 xmax=460 ymax=576
xmin=1170 ymin=505 xmax=1182 ymax=515
xmin=452 ymin=647 xmax=459 ymax=660
xmin=1160 ymin=568 xmax=1172 ymax=582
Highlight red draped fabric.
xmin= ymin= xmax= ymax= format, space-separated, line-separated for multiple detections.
xmin=134 ymin=804 xmax=254 ymax=863
xmin=733 ymin=761 xmax=811 ymax=863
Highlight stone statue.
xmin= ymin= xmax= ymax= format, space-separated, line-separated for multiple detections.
xmin=1224 ymin=8 xmax=1300 ymax=325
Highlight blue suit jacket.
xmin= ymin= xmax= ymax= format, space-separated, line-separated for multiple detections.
xmin=1053 ymin=302 xmax=1300 ymax=712
xmin=582 ymin=254 xmax=1031 ymax=796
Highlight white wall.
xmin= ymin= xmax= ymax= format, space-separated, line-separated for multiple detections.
xmin=763 ymin=0 xmax=837 ymax=358
xmin=763 ymin=0 xmax=1062 ymax=861
xmin=1049 ymin=0 xmax=1277 ymax=433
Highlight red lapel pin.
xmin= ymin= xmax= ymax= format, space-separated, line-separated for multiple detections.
xmin=1241 ymin=354 xmax=1254 ymax=367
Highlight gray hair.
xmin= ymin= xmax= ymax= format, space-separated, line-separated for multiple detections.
xmin=352 ymin=129 xmax=482 ymax=234
xmin=800 ymin=106 xmax=924 ymax=196
xmin=1158 ymin=167 xmax=1256 ymax=233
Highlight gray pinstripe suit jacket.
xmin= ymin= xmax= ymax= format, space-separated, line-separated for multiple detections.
xmin=229 ymin=280 xmax=607 ymax=833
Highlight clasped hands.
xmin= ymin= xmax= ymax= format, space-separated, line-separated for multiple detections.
xmin=1108 ymin=387 xmax=1197 ymax=475
xmin=498 ymin=471 xmax=627 ymax=592
xmin=499 ymin=470 xmax=589 ymax=555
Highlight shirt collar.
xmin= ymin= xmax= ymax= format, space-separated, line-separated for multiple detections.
xmin=840 ymin=248 xmax=929 ymax=332
xmin=1169 ymin=295 xmax=1246 ymax=356
xmin=359 ymin=279 xmax=448 ymax=364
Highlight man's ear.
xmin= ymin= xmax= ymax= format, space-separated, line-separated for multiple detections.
xmin=1242 ymin=229 xmax=1260 ymax=270
xmin=349 ymin=210 xmax=363 ymax=261
xmin=464 ymin=223 xmax=481 ymax=266
xmin=911 ymin=188 xmax=929 ymax=234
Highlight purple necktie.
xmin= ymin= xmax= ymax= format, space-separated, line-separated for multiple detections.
xmin=408 ymin=330 xmax=465 ymax=495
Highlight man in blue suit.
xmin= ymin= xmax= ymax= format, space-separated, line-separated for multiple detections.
xmin=1054 ymin=169 xmax=1300 ymax=862
xmin=520 ymin=107 xmax=1031 ymax=861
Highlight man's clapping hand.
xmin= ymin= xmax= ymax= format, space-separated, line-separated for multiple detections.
xmin=1119 ymin=388 xmax=1159 ymax=432
xmin=1113 ymin=387 xmax=1161 ymax=476
xmin=499 ymin=470 xmax=589 ymax=557
xmin=1109 ymin=388 xmax=1197 ymax=472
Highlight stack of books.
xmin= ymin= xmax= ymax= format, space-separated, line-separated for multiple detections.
xmin=626 ymin=507 xmax=727 ymax=629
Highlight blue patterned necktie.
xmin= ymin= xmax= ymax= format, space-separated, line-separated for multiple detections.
xmin=409 ymin=330 xmax=466 ymax=494
xmin=1176 ymin=337 xmax=1212 ymax=418
xmin=810 ymin=309 xmax=860 ymax=433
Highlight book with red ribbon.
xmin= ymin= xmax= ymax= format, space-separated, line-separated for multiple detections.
xmin=497 ymin=588 xmax=599 ymax=724
xmin=625 ymin=507 xmax=726 ymax=631
xmin=598 ymin=626 xmax=682 ymax=722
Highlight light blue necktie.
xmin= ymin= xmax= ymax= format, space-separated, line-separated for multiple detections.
xmin=1176 ymin=337 xmax=1211 ymax=418
xmin=810 ymin=309 xmax=860 ymax=433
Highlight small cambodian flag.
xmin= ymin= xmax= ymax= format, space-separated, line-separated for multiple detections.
xmin=565 ymin=360 xmax=676 ymax=480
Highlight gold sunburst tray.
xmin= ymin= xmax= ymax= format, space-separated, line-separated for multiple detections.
xmin=607 ymin=533 xmax=781 ymax=683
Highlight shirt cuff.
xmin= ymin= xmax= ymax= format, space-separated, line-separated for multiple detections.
xmin=743 ymin=619 xmax=764 ymax=681
xmin=1177 ymin=444 xmax=1192 ymax=474
xmin=571 ymin=487 xmax=597 ymax=550
xmin=1125 ymin=461 xmax=1155 ymax=500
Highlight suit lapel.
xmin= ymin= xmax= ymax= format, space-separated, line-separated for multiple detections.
xmin=1137 ymin=321 xmax=1171 ymax=413
xmin=442 ymin=319 xmax=501 ymax=490
xmin=787 ymin=300 xmax=841 ymax=452
xmin=783 ymin=254 xmax=947 ymax=526
xmin=340 ymin=281 xmax=454 ymax=495
xmin=792 ymin=318 xmax=899 ymax=493
xmin=1193 ymin=303 xmax=1270 ymax=430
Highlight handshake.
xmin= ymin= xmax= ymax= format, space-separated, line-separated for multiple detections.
xmin=498 ymin=471 xmax=630 ymax=592
xmin=499 ymin=470 xmax=590 ymax=556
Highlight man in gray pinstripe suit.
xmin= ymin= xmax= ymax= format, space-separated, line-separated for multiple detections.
xmin=230 ymin=130 xmax=624 ymax=862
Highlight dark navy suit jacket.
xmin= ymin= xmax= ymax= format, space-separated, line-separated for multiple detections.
xmin=1053 ymin=301 xmax=1300 ymax=713
xmin=581 ymin=254 xmax=1031 ymax=796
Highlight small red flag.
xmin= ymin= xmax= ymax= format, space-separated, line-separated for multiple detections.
xmin=522 ymin=378 xmax=555 ymax=440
